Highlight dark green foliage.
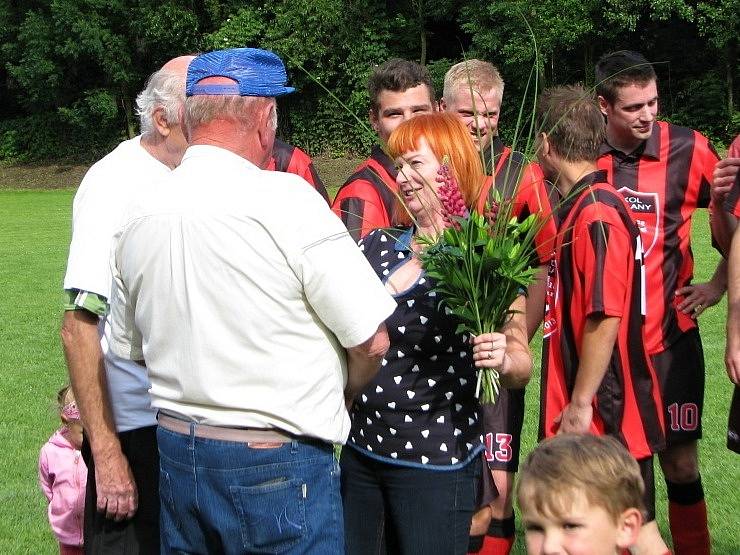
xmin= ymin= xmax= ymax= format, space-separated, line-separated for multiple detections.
xmin=0 ymin=0 xmax=736 ymax=163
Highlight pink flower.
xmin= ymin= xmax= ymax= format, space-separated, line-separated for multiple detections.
xmin=437 ymin=163 xmax=469 ymax=229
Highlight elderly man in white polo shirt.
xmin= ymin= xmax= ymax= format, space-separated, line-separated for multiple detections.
xmin=108 ymin=48 xmax=395 ymax=554
xmin=61 ymin=55 xmax=193 ymax=553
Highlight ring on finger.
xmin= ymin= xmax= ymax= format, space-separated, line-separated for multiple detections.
xmin=694 ymin=304 xmax=703 ymax=313
xmin=487 ymin=352 xmax=493 ymax=359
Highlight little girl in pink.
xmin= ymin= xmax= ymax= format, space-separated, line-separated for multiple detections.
xmin=39 ymin=385 xmax=87 ymax=555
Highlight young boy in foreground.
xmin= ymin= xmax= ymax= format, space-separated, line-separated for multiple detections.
xmin=517 ymin=434 xmax=644 ymax=555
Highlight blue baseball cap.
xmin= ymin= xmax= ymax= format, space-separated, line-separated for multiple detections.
xmin=186 ymin=48 xmax=295 ymax=97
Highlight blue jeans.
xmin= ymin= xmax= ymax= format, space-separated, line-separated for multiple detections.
xmin=157 ymin=425 xmax=343 ymax=555
xmin=340 ymin=446 xmax=480 ymax=555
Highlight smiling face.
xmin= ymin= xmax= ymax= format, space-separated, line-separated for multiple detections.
xmin=442 ymin=86 xmax=501 ymax=151
xmin=520 ymin=489 xmax=640 ymax=555
xmin=370 ymin=84 xmax=435 ymax=143
xmin=599 ymin=80 xmax=658 ymax=153
xmin=395 ymin=136 xmax=443 ymax=226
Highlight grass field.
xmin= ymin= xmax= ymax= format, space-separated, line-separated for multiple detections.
xmin=0 ymin=159 xmax=738 ymax=552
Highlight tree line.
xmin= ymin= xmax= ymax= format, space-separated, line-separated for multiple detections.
xmin=0 ymin=0 xmax=737 ymax=163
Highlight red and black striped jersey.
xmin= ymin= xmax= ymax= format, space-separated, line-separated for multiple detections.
xmin=597 ymin=121 xmax=719 ymax=354
xmin=476 ymin=138 xmax=558 ymax=265
xmin=267 ymin=139 xmax=329 ymax=204
xmin=541 ymin=170 xmax=665 ymax=459
xmin=723 ymin=135 xmax=740 ymax=217
xmin=331 ymin=145 xmax=399 ymax=241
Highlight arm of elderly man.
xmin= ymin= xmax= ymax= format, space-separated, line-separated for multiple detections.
xmin=61 ymin=309 xmax=137 ymax=520
xmin=61 ymin=163 xmax=139 ymax=522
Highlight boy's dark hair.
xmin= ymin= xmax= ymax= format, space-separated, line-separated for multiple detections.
xmin=367 ymin=58 xmax=434 ymax=115
xmin=595 ymin=50 xmax=657 ymax=104
xmin=536 ymin=85 xmax=605 ymax=163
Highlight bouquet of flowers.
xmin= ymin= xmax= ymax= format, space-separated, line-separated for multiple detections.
xmin=417 ymin=161 xmax=541 ymax=404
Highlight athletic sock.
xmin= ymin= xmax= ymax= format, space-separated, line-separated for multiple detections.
xmin=471 ymin=517 xmax=515 ymax=554
xmin=666 ymin=477 xmax=710 ymax=555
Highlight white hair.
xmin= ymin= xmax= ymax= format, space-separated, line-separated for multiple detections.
xmin=135 ymin=69 xmax=187 ymax=136
xmin=183 ymin=95 xmax=277 ymax=135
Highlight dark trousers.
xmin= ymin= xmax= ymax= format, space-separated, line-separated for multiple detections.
xmin=340 ymin=446 xmax=480 ymax=555
xmin=81 ymin=426 xmax=160 ymax=555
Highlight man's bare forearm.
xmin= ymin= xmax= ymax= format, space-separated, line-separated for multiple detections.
xmin=345 ymin=323 xmax=390 ymax=405
xmin=501 ymin=295 xmax=532 ymax=389
xmin=573 ymin=315 xmax=621 ymax=407
xmin=711 ymin=210 xmax=738 ymax=257
xmin=525 ymin=265 xmax=547 ymax=341
xmin=61 ymin=309 xmax=139 ymax=520
xmin=727 ymin=227 xmax=740 ymax=383
xmin=60 ymin=310 xmax=121 ymax=457
xmin=729 ymin=227 xmax=740 ymax=309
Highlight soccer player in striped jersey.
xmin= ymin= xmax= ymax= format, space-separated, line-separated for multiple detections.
xmin=596 ymin=51 xmax=723 ymax=555
xmin=267 ymin=139 xmax=329 ymax=204
xmin=536 ymin=85 xmax=669 ymax=554
xmin=332 ymin=59 xmax=435 ymax=240
xmin=442 ymin=59 xmax=556 ymax=555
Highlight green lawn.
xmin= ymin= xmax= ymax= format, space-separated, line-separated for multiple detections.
xmin=0 ymin=185 xmax=737 ymax=553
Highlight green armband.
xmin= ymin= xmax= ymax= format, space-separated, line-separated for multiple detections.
xmin=63 ymin=289 xmax=109 ymax=316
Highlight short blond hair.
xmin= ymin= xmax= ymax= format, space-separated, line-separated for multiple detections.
xmin=517 ymin=434 xmax=645 ymax=522
xmin=443 ymin=59 xmax=504 ymax=104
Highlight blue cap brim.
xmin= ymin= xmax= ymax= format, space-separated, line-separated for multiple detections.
xmin=187 ymin=84 xmax=296 ymax=97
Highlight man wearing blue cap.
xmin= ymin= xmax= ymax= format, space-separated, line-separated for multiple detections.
xmin=107 ymin=48 xmax=396 ymax=554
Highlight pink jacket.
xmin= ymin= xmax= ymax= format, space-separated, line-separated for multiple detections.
xmin=38 ymin=430 xmax=87 ymax=546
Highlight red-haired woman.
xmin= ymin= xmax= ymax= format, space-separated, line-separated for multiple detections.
xmin=340 ymin=112 xmax=532 ymax=554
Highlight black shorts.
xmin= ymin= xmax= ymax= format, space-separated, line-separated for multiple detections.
xmin=638 ymin=457 xmax=656 ymax=522
xmin=480 ymin=387 xmax=525 ymax=472
xmin=728 ymin=385 xmax=740 ymax=454
xmin=475 ymin=452 xmax=499 ymax=510
xmin=651 ymin=328 xmax=705 ymax=446
xmin=81 ymin=426 xmax=160 ymax=555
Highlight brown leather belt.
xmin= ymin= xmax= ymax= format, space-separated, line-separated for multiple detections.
xmin=157 ymin=413 xmax=292 ymax=447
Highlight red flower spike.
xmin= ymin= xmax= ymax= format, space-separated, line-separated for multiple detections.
xmin=437 ymin=163 xmax=469 ymax=230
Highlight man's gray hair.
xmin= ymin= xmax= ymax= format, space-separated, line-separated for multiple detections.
xmin=135 ymin=69 xmax=187 ymax=136
xmin=183 ymin=95 xmax=277 ymax=134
